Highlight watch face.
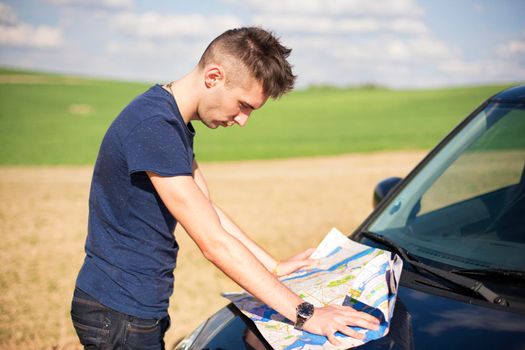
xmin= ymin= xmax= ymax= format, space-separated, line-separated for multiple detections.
xmin=297 ymin=302 xmax=314 ymax=318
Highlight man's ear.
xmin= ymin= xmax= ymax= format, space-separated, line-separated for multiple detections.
xmin=204 ymin=65 xmax=224 ymax=88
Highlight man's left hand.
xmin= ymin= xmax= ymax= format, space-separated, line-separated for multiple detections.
xmin=274 ymin=248 xmax=319 ymax=277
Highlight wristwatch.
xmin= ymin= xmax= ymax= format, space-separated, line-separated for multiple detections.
xmin=294 ymin=301 xmax=315 ymax=330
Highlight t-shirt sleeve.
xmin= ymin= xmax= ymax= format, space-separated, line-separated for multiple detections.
xmin=123 ymin=116 xmax=193 ymax=176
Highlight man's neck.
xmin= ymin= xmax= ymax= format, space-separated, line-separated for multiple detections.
xmin=165 ymin=68 xmax=200 ymax=125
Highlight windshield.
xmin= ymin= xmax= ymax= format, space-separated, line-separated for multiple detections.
xmin=367 ymin=102 xmax=525 ymax=272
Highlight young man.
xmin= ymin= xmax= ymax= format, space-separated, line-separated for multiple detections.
xmin=71 ymin=27 xmax=379 ymax=349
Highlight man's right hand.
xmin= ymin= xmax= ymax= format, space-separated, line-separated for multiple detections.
xmin=303 ymin=305 xmax=380 ymax=346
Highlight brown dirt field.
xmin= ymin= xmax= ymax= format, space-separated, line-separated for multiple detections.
xmin=0 ymin=151 xmax=425 ymax=349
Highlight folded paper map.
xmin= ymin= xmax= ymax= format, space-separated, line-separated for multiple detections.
xmin=224 ymin=227 xmax=403 ymax=349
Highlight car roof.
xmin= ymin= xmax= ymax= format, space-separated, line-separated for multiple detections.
xmin=490 ymin=84 xmax=525 ymax=103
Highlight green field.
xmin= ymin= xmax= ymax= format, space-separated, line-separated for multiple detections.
xmin=0 ymin=67 xmax=517 ymax=164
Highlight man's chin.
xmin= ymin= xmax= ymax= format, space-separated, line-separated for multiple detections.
xmin=201 ymin=121 xmax=220 ymax=129
xmin=200 ymin=118 xmax=228 ymax=129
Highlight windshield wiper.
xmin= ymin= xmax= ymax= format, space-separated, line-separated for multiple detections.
xmin=360 ymin=231 xmax=509 ymax=306
xmin=452 ymin=268 xmax=525 ymax=281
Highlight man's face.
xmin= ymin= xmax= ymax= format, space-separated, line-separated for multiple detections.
xmin=196 ymin=65 xmax=268 ymax=129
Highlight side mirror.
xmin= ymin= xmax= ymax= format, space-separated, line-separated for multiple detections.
xmin=373 ymin=177 xmax=402 ymax=208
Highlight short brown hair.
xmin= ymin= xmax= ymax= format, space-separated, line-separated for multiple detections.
xmin=199 ymin=27 xmax=296 ymax=99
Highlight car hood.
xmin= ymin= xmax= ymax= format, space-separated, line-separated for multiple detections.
xmin=358 ymin=284 xmax=525 ymax=350
xmin=192 ymin=282 xmax=525 ymax=350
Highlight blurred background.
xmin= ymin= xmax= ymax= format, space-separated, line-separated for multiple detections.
xmin=0 ymin=0 xmax=524 ymax=349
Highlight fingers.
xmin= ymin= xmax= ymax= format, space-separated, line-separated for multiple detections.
xmin=278 ymin=258 xmax=320 ymax=276
xmin=296 ymin=258 xmax=319 ymax=269
xmin=300 ymin=259 xmax=319 ymax=269
xmin=280 ymin=260 xmax=310 ymax=275
xmin=325 ymin=321 xmax=369 ymax=346
xmin=326 ymin=331 xmax=341 ymax=346
xmin=353 ymin=315 xmax=380 ymax=330
xmin=301 ymin=247 xmax=316 ymax=258
xmin=333 ymin=305 xmax=381 ymax=329
xmin=336 ymin=325 xmax=365 ymax=340
xmin=305 ymin=306 xmax=380 ymax=346
xmin=289 ymin=247 xmax=316 ymax=261
xmin=325 ymin=326 xmax=364 ymax=346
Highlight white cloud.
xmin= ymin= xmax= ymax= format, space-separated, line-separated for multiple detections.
xmin=499 ymin=38 xmax=525 ymax=56
xmin=282 ymin=33 xmax=484 ymax=88
xmin=438 ymin=60 xmax=485 ymax=75
xmin=0 ymin=3 xmax=63 ymax=48
xmin=48 ymin=0 xmax=133 ymax=10
xmin=252 ymin=15 xmax=427 ymax=35
xmin=107 ymin=40 xmax=156 ymax=55
xmin=288 ymin=35 xmax=455 ymax=63
xmin=105 ymin=12 xmax=239 ymax=79
xmin=0 ymin=3 xmax=17 ymax=25
xmin=438 ymin=59 xmax=525 ymax=82
xmin=113 ymin=12 xmax=242 ymax=38
xmin=105 ymin=38 xmax=206 ymax=81
xmin=389 ymin=38 xmax=454 ymax=60
xmin=225 ymin=0 xmax=423 ymax=17
xmin=0 ymin=23 xmax=63 ymax=47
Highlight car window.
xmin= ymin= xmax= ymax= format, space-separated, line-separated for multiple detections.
xmin=420 ymin=107 xmax=525 ymax=215
xmin=367 ymin=103 xmax=525 ymax=271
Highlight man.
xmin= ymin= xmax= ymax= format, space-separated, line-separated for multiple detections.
xmin=71 ymin=27 xmax=380 ymax=349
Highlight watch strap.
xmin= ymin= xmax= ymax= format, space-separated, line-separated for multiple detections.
xmin=294 ymin=316 xmax=307 ymax=330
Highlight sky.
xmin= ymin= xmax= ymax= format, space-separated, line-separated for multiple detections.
xmin=0 ymin=0 xmax=524 ymax=89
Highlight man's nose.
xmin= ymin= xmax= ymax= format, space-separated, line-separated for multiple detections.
xmin=233 ymin=113 xmax=249 ymax=127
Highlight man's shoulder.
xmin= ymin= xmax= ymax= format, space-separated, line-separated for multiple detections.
xmin=127 ymin=85 xmax=169 ymax=113
xmin=111 ymin=85 xmax=181 ymax=132
xmin=124 ymin=85 xmax=181 ymax=122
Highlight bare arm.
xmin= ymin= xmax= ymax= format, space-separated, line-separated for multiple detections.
xmin=193 ymin=160 xmax=319 ymax=276
xmin=148 ymin=171 xmax=302 ymax=321
xmin=192 ymin=160 xmax=278 ymax=271
xmin=148 ymin=170 xmax=380 ymax=345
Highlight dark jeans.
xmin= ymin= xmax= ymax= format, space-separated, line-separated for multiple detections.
xmin=71 ymin=288 xmax=171 ymax=350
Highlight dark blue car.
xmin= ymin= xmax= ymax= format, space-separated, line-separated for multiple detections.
xmin=175 ymin=85 xmax=525 ymax=350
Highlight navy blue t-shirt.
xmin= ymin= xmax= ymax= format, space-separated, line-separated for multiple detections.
xmin=76 ymin=84 xmax=195 ymax=319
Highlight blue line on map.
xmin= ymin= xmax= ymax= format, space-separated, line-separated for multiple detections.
xmin=326 ymin=246 xmax=342 ymax=258
xmin=284 ymin=332 xmax=337 ymax=349
xmin=281 ymin=247 xmax=376 ymax=283
xmin=372 ymin=294 xmax=389 ymax=308
xmin=356 ymin=262 xmax=388 ymax=290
